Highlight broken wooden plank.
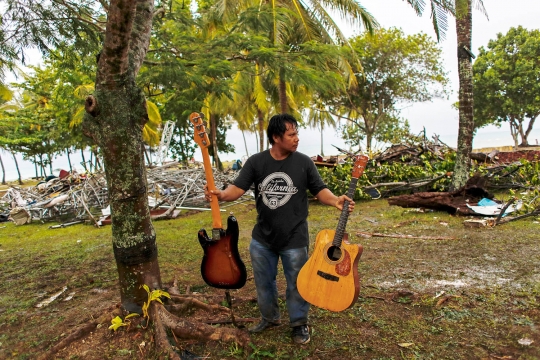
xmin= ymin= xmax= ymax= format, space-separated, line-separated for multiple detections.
xmin=356 ymin=231 xmax=457 ymax=240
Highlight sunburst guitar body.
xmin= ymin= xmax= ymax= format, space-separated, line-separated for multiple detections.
xmin=189 ymin=112 xmax=247 ymax=289
xmin=297 ymin=155 xmax=368 ymax=312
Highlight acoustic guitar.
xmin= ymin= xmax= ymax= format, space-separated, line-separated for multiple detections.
xmin=189 ymin=112 xmax=247 ymax=289
xmin=297 ymin=155 xmax=368 ymax=311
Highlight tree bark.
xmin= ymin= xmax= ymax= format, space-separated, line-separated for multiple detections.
xmin=451 ymin=0 xmax=474 ymax=191
xmin=242 ymin=130 xmax=249 ymax=157
xmin=278 ymin=72 xmax=288 ymax=113
xmin=12 ymin=151 xmax=22 ymax=185
xmin=518 ymin=115 xmax=537 ymax=146
xmin=82 ymin=0 xmax=161 ymax=313
xmin=209 ymin=113 xmax=222 ymax=171
xmin=0 ymin=153 xmax=5 ymax=185
xmin=66 ymin=150 xmax=73 ymax=172
xmin=47 ymin=152 xmax=53 ymax=175
xmin=81 ymin=148 xmax=87 ymax=172
xmin=320 ymin=124 xmax=324 ymax=156
xmin=39 ymin=154 xmax=45 ymax=178
xmin=257 ymin=108 xmax=265 ymax=152
xmin=34 ymin=155 xmax=38 ymax=179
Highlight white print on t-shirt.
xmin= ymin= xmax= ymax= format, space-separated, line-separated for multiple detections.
xmin=258 ymin=172 xmax=298 ymax=209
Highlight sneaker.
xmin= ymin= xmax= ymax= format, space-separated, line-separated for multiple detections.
xmin=248 ymin=319 xmax=280 ymax=333
xmin=292 ymin=325 xmax=310 ymax=344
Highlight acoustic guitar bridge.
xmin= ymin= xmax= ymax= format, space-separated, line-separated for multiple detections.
xmin=317 ymin=270 xmax=339 ymax=282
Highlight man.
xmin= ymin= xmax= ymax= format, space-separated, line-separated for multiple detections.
xmin=204 ymin=113 xmax=354 ymax=344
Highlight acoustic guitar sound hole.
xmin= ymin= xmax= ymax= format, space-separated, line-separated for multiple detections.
xmin=327 ymin=245 xmax=342 ymax=261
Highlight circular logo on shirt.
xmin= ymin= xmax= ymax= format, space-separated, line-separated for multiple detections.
xmin=258 ymin=172 xmax=298 ymax=209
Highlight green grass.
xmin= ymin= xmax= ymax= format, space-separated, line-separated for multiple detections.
xmin=0 ymin=197 xmax=539 ymax=359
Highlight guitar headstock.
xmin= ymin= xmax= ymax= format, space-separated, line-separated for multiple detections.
xmin=189 ymin=112 xmax=210 ymax=149
xmin=351 ymin=155 xmax=369 ymax=179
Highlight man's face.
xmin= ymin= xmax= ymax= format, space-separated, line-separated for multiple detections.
xmin=274 ymin=123 xmax=299 ymax=153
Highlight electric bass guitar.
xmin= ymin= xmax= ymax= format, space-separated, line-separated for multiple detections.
xmin=297 ymin=155 xmax=368 ymax=311
xmin=189 ymin=112 xmax=247 ymax=289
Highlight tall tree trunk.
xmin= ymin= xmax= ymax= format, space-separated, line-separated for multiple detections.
xmin=519 ymin=117 xmax=536 ymax=146
xmin=81 ymin=148 xmax=87 ymax=172
xmin=209 ymin=113 xmax=222 ymax=171
xmin=92 ymin=147 xmax=103 ymax=171
xmin=82 ymin=0 xmax=161 ymax=313
xmin=89 ymin=151 xmax=94 ymax=172
xmin=144 ymin=145 xmax=151 ymax=166
xmin=451 ymin=0 xmax=474 ymax=191
xmin=509 ymin=119 xmax=519 ymax=148
xmin=254 ymin=130 xmax=259 ymax=152
xmin=278 ymin=71 xmax=288 ymax=113
xmin=34 ymin=155 xmax=38 ymax=179
xmin=257 ymin=108 xmax=265 ymax=153
xmin=242 ymin=130 xmax=249 ymax=158
xmin=0 ymin=152 xmax=5 ymax=185
xmin=48 ymin=153 xmax=53 ymax=175
xmin=366 ymin=134 xmax=373 ymax=154
xmin=320 ymin=124 xmax=324 ymax=156
xmin=12 ymin=151 xmax=23 ymax=185
xmin=39 ymin=154 xmax=45 ymax=178
xmin=66 ymin=150 xmax=73 ymax=172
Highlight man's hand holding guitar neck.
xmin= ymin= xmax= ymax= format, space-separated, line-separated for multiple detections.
xmin=204 ymin=184 xmax=245 ymax=202
xmin=314 ymin=188 xmax=355 ymax=212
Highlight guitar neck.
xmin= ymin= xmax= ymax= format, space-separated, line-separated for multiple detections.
xmin=200 ymin=146 xmax=222 ymax=229
xmin=332 ymin=177 xmax=359 ymax=246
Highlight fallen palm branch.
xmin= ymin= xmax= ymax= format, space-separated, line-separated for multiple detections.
xmin=495 ymin=208 xmax=540 ymax=225
xmin=356 ymin=231 xmax=457 ymax=241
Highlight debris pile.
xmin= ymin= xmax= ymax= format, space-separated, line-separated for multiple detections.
xmin=372 ymin=143 xmax=447 ymax=165
xmin=1 ymin=162 xmax=241 ymax=227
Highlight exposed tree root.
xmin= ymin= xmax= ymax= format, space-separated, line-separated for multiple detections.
xmin=152 ymin=302 xmax=249 ymax=346
xmin=38 ymin=322 xmax=97 ymax=360
xmin=38 ymin=286 xmax=250 ymax=359
xmin=167 ymin=294 xmax=231 ymax=314
xmin=37 ymin=306 xmax=121 ymax=360
xmin=206 ymin=317 xmax=259 ymax=325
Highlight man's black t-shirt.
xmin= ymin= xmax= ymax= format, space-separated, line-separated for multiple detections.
xmin=233 ymin=150 xmax=327 ymax=251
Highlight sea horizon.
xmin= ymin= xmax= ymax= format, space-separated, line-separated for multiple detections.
xmin=1 ymin=126 xmax=537 ymax=183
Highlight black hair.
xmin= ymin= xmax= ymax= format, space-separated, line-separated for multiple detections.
xmin=267 ymin=114 xmax=298 ymax=145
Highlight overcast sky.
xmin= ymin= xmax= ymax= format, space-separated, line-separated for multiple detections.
xmin=5 ymin=1 xmax=540 ymax=169
xmin=342 ymin=0 xmax=540 ymax=138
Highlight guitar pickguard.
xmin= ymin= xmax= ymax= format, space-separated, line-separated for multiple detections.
xmin=335 ymin=250 xmax=351 ymax=276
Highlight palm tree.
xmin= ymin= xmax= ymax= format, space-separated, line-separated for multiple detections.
xmin=229 ymin=67 xmax=271 ymax=153
xmin=211 ymin=0 xmax=378 ymax=115
xmin=307 ymin=99 xmax=337 ymax=157
xmin=202 ymin=93 xmax=231 ymax=170
xmin=0 ymin=86 xmax=14 ymax=184
xmin=451 ymin=0 xmax=487 ymax=190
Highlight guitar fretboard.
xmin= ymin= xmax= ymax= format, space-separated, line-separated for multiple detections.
xmin=332 ymin=177 xmax=359 ymax=247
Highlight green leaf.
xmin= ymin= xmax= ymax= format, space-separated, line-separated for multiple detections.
xmin=109 ymin=316 xmax=128 ymax=331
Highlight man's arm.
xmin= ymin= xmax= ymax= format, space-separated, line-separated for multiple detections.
xmin=205 ymin=184 xmax=246 ymax=202
xmin=315 ymin=188 xmax=355 ymax=212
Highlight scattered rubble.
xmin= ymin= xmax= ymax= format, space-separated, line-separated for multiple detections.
xmin=1 ymin=162 xmax=242 ymax=226
xmin=4 ymin=140 xmax=540 ymax=228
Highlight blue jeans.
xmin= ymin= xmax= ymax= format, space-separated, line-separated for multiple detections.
xmin=249 ymin=239 xmax=310 ymax=327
